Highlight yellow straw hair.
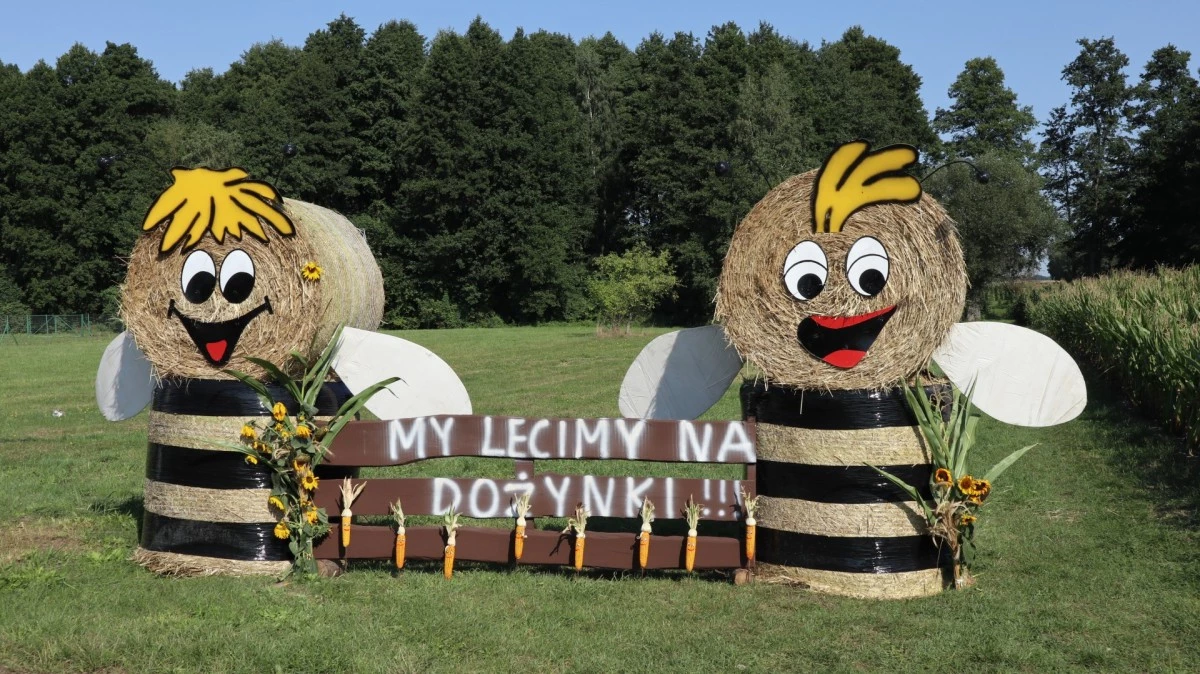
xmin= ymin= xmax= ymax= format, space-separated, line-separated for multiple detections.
xmin=143 ymin=167 xmax=295 ymax=253
xmin=812 ymin=141 xmax=921 ymax=234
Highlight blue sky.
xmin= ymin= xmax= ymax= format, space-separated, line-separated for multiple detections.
xmin=2 ymin=0 xmax=1197 ymax=129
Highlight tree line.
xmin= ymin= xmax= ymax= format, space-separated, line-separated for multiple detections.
xmin=0 ymin=16 xmax=1194 ymax=325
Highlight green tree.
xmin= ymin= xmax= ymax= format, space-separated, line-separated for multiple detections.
xmin=933 ymin=57 xmax=1036 ymax=161
xmin=1044 ymin=38 xmax=1133 ymax=278
xmin=588 ymin=242 xmax=677 ymax=332
xmin=925 ymin=154 xmax=1061 ymax=298
xmin=1119 ymin=45 xmax=1200 ymax=267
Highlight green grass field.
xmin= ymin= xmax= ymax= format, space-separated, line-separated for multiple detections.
xmin=1 ymin=326 xmax=1198 ymax=673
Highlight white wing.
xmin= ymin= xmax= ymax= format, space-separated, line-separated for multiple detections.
xmin=932 ymin=322 xmax=1086 ymax=427
xmin=95 ymin=331 xmax=154 ymax=421
xmin=618 ymin=325 xmax=744 ymax=420
xmin=330 ymin=327 xmax=471 ymax=419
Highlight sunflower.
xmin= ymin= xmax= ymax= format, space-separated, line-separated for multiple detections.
xmin=957 ymin=475 xmax=976 ymax=494
xmin=295 ymin=424 xmax=312 ymax=440
xmin=240 ymin=424 xmax=257 ymax=443
xmin=268 ymin=495 xmax=286 ymax=511
xmin=273 ymin=521 xmax=290 ymax=540
xmin=968 ymin=495 xmax=983 ymax=505
xmin=934 ymin=468 xmax=953 ymax=485
xmin=292 ymin=458 xmax=310 ymax=473
xmin=272 ymin=402 xmax=287 ymax=422
xmin=244 ymin=454 xmax=259 ymax=465
xmin=972 ymin=478 xmax=991 ymax=499
xmin=255 ymin=441 xmax=270 ymax=454
xmin=301 ymin=261 xmax=323 ymax=282
xmin=301 ymin=472 xmax=319 ymax=491
xmin=305 ymin=507 xmax=320 ymax=525
xmin=960 ymin=513 xmax=977 ymax=526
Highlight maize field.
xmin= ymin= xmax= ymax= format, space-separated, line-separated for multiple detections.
xmin=1026 ymin=266 xmax=1200 ymax=451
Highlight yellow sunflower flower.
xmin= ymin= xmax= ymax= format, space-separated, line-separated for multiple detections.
xmin=973 ymin=478 xmax=991 ymax=499
xmin=968 ymin=495 xmax=983 ymax=505
xmin=957 ymin=475 xmax=976 ymax=494
xmin=272 ymin=402 xmax=287 ymax=422
xmin=244 ymin=454 xmax=258 ymax=465
xmin=268 ymin=495 xmax=286 ymax=511
xmin=960 ymin=513 xmax=977 ymax=526
xmin=300 ymin=261 xmax=323 ymax=282
xmin=292 ymin=458 xmax=309 ymax=473
xmin=273 ymin=521 xmax=290 ymax=539
xmin=295 ymin=424 xmax=312 ymax=440
xmin=305 ymin=507 xmax=319 ymax=525
xmin=934 ymin=468 xmax=952 ymax=485
xmin=240 ymin=424 xmax=257 ymax=443
xmin=301 ymin=472 xmax=319 ymax=491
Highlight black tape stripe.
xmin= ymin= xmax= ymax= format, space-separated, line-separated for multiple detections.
xmin=740 ymin=381 xmax=949 ymax=430
xmin=757 ymin=460 xmax=933 ymax=503
xmin=146 ymin=443 xmax=357 ymax=489
xmin=146 ymin=444 xmax=273 ymax=489
xmin=140 ymin=512 xmax=291 ymax=561
xmin=152 ymin=379 xmax=351 ymax=417
xmin=757 ymin=527 xmax=950 ymax=573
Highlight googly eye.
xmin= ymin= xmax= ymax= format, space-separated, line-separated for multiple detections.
xmin=782 ymin=241 xmax=828 ymax=301
xmin=845 ymin=236 xmax=889 ymax=297
xmin=219 ymin=249 xmax=256 ymax=304
xmin=180 ymin=250 xmax=216 ymax=304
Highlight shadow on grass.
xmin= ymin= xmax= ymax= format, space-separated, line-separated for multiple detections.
xmin=90 ymin=495 xmax=145 ymax=536
xmin=1079 ymin=366 xmax=1198 ymax=530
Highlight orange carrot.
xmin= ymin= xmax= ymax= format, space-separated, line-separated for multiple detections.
xmin=741 ymin=489 xmax=759 ymax=562
xmin=390 ymin=500 xmax=406 ymax=570
xmin=513 ymin=491 xmax=532 ymax=561
xmin=684 ymin=495 xmax=703 ymax=573
xmin=563 ymin=505 xmax=590 ymax=571
xmin=338 ymin=478 xmax=366 ymax=548
xmin=638 ymin=497 xmax=655 ymax=570
xmin=443 ymin=509 xmax=461 ymax=579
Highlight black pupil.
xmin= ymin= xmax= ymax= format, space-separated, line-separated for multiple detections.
xmin=858 ymin=269 xmax=886 ymax=296
xmin=798 ymin=274 xmax=824 ymax=299
xmin=184 ymin=272 xmax=216 ymax=304
xmin=222 ymin=272 xmax=255 ymax=304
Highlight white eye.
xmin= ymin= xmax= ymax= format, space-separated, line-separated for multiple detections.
xmin=219 ymin=249 xmax=256 ymax=304
xmin=180 ymin=250 xmax=216 ymax=304
xmin=782 ymin=240 xmax=828 ymax=301
xmin=845 ymin=236 xmax=889 ymax=297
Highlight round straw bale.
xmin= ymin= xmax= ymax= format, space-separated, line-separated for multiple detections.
xmin=121 ymin=198 xmax=383 ymax=380
xmin=715 ymin=170 xmax=966 ymax=390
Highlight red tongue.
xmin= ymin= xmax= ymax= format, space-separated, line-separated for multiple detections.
xmin=205 ymin=340 xmax=228 ymax=362
xmin=822 ymin=349 xmax=867 ymax=369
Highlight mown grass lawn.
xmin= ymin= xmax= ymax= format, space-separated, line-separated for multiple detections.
xmin=0 ymin=326 xmax=1197 ymax=673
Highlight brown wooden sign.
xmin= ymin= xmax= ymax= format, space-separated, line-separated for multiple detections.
xmin=328 ymin=415 xmax=756 ymax=467
xmin=313 ymin=474 xmax=749 ymax=520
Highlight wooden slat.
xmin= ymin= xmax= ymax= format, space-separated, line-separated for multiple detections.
xmin=313 ymin=475 xmax=748 ymax=520
xmin=314 ymin=525 xmax=747 ymax=570
xmin=327 ymin=415 xmax=756 ymax=466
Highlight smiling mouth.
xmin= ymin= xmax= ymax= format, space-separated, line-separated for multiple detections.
xmin=167 ymin=297 xmax=273 ymax=366
xmin=796 ymin=305 xmax=896 ymax=369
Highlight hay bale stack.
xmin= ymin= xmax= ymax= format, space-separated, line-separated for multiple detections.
xmin=122 ymin=198 xmax=383 ymax=380
xmin=118 ymin=183 xmax=382 ymax=576
xmin=718 ymin=166 xmax=967 ymax=599
xmin=133 ymin=380 xmax=352 ymax=576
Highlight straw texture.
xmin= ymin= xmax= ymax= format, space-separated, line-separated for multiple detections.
xmin=715 ymin=169 xmax=967 ymax=390
xmin=755 ymin=423 xmax=931 ymax=466
xmin=756 ymin=563 xmax=948 ymax=599
xmin=757 ymin=496 xmax=927 ymax=538
xmin=122 ymin=198 xmax=383 ymax=380
xmin=132 ymin=548 xmax=289 ymax=577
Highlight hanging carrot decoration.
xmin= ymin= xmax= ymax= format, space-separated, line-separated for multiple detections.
xmin=638 ymin=497 xmax=655 ymax=570
xmin=563 ymin=504 xmax=590 ymax=571
xmin=338 ymin=478 xmax=366 ymax=548
xmin=684 ymin=495 xmax=703 ymax=573
xmin=741 ymin=488 xmax=759 ymax=563
xmin=443 ymin=509 xmax=461 ymax=580
xmin=512 ymin=491 xmax=532 ymax=561
xmin=390 ymin=499 xmax=406 ymax=570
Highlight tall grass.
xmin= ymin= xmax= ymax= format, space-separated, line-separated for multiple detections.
xmin=1027 ymin=266 xmax=1200 ymax=450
